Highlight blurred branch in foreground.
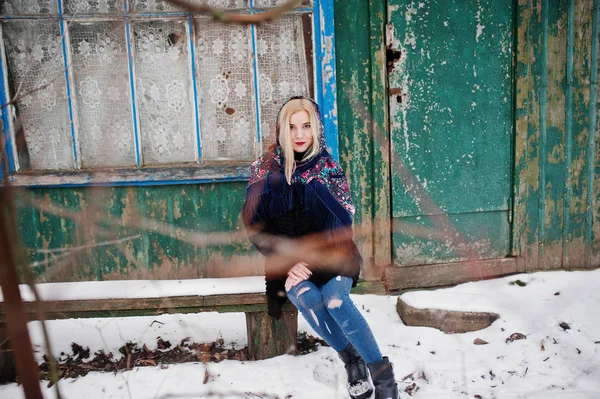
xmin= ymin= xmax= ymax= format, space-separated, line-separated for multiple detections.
xmin=167 ymin=0 xmax=302 ymax=24
xmin=0 ymin=136 xmax=44 ymax=397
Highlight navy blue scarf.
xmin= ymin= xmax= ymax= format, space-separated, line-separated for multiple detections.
xmin=242 ymin=149 xmax=352 ymax=242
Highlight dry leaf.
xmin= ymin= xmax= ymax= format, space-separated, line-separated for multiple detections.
xmin=473 ymin=338 xmax=488 ymax=345
xmin=157 ymin=337 xmax=172 ymax=350
xmin=505 ymin=332 xmax=527 ymax=343
xmin=139 ymin=359 xmax=156 ymax=367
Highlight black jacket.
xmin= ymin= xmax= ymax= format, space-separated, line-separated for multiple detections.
xmin=248 ymin=186 xmax=361 ymax=319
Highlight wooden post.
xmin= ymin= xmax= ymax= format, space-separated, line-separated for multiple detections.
xmin=245 ymin=309 xmax=298 ymax=360
xmin=0 ymin=151 xmax=43 ymax=395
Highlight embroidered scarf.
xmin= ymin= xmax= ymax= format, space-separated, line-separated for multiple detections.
xmin=242 ymin=97 xmax=355 ymax=237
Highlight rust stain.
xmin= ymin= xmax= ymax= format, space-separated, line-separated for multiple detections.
xmin=173 ymin=197 xmax=182 ymax=220
xmin=120 ymin=188 xmax=138 ymax=226
xmin=386 ymin=47 xmax=402 ymax=74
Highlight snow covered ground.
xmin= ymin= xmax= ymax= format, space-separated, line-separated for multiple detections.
xmin=1 ymin=269 xmax=599 ymax=398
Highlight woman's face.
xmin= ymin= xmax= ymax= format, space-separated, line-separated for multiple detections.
xmin=289 ymin=110 xmax=314 ymax=153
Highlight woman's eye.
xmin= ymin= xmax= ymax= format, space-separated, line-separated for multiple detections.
xmin=303 ymin=124 xmax=311 ymax=129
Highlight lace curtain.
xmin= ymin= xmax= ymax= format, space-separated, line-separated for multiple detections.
xmin=131 ymin=0 xmax=247 ymax=12
xmin=194 ymin=14 xmax=312 ymax=160
xmin=195 ymin=18 xmax=256 ymax=161
xmin=1 ymin=3 xmax=314 ymax=170
xmin=133 ymin=20 xmax=197 ymax=165
xmin=2 ymin=20 xmax=74 ymax=170
xmin=0 ymin=0 xmax=246 ymax=14
xmin=70 ymin=21 xmax=136 ymax=168
xmin=64 ymin=0 xmax=124 ymax=14
xmin=256 ymin=14 xmax=311 ymax=152
xmin=1 ymin=0 xmax=58 ymax=14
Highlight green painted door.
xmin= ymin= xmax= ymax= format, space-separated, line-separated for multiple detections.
xmin=387 ymin=0 xmax=514 ymax=266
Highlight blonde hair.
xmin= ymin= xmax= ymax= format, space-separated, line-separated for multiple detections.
xmin=277 ymin=98 xmax=321 ymax=184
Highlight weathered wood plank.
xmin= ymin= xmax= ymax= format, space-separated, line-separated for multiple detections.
xmin=0 ymin=305 xmax=271 ymax=320
xmin=370 ymin=0 xmax=392 ymax=276
xmin=202 ymin=293 xmax=266 ymax=307
xmin=592 ymin=1 xmax=600 ymax=266
xmin=564 ymin=0 xmax=593 ymax=269
xmin=5 ymin=164 xmax=251 ymax=188
xmin=541 ymin=0 xmax=569 ymax=270
xmin=387 ymin=0 xmax=513 ymax=268
xmin=16 ymin=193 xmax=45 ymax=276
xmin=515 ymin=0 xmax=541 ymax=270
xmin=388 ymin=0 xmax=513 ymax=218
xmin=0 ymin=293 xmax=268 ymax=322
xmin=38 ymin=190 xmax=85 ymax=281
xmin=385 ymin=258 xmax=518 ymax=291
xmin=352 ymin=280 xmax=387 ymax=295
xmin=391 ymin=212 xmax=511 ymax=266
xmin=335 ymin=0 xmax=375 ymax=278
xmin=246 ymin=309 xmax=298 ymax=360
xmin=13 ymin=182 xmax=251 ymax=283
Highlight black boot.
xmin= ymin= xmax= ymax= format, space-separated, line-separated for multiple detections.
xmin=338 ymin=344 xmax=373 ymax=399
xmin=367 ymin=357 xmax=400 ymax=399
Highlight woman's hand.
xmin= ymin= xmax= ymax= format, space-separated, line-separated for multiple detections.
xmin=285 ymin=262 xmax=312 ymax=291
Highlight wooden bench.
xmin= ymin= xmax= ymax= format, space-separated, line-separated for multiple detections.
xmin=0 ymin=277 xmax=297 ymax=383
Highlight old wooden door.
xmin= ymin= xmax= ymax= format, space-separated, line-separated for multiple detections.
xmin=386 ymin=0 xmax=516 ymax=288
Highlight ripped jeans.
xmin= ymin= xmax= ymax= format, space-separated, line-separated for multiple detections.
xmin=286 ymin=276 xmax=383 ymax=364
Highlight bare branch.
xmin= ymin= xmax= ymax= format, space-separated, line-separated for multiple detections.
xmin=167 ymin=0 xmax=302 ymax=24
xmin=35 ymin=235 xmax=142 ymax=254
xmin=0 ymin=138 xmax=45 ymax=398
xmin=1 ymin=11 xmax=80 ymax=110
xmin=18 ymin=195 xmax=249 ymax=248
xmin=1 ymin=80 xmax=56 ymax=110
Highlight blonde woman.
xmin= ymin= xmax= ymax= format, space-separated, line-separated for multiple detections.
xmin=242 ymin=97 xmax=399 ymax=399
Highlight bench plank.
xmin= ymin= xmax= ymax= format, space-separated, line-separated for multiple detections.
xmin=0 ymin=293 xmax=269 ymax=322
xmin=0 ymin=284 xmax=300 ymax=381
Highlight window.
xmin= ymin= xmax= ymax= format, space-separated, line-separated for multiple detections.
xmin=0 ymin=0 xmax=338 ymax=186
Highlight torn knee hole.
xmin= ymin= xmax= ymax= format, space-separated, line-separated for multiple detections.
xmin=297 ymin=287 xmax=310 ymax=297
xmin=327 ymin=298 xmax=343 ymax=309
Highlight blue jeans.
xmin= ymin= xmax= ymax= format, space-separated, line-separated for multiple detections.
xmin=286 ymin=276 xmax=383 ymax=364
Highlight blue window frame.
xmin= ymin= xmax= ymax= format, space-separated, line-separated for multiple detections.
xmin=0 ymin=0 xmax=338 ymax=188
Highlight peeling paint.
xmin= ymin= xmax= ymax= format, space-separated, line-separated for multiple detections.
xmin=389 ymin=0 xmax=513 ymax=266
xmin=475 ymin=1 xmax=485 ymax=43
xmin=513 ymin=0 xmax=600 ymax=270
xmin=15 ymin=182 xmax=250 ymax=282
